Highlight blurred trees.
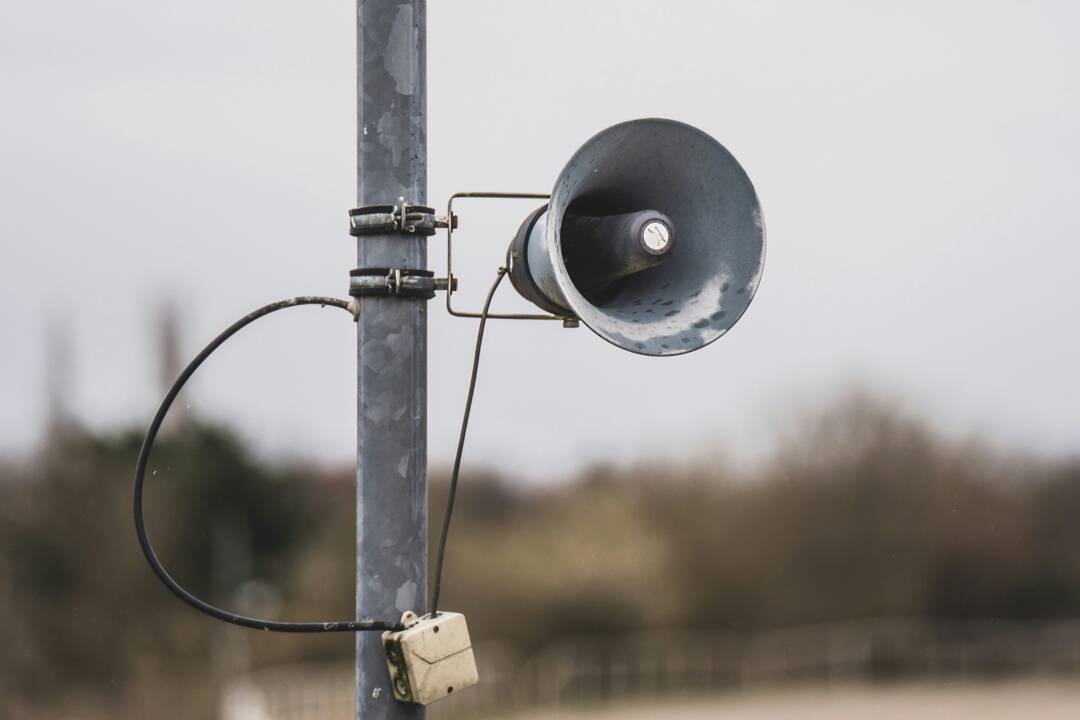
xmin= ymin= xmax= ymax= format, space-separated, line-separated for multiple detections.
xmin=0 ymin=424 xmax=326 ymax=717
xmin=433 ymin=395 xmax=1080 ymax=651
xmin=2 ymin=393 xmax=1079 ymax=718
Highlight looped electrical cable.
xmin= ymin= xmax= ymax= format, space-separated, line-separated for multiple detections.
xmin=134 ymin=269 xmax=508 ymax=632
xmin=133 ymin=296 xmax=401 ymax=632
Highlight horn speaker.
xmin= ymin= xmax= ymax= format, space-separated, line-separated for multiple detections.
xmin=507 ymin=118 xmax=765 ymax=356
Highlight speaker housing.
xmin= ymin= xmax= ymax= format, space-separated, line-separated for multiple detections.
xmin=507 ymin=118 xmax=765 ymax=357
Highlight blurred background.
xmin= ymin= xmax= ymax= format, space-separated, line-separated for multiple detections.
xmin=2 ymin=0 xmax=1079 ymax=718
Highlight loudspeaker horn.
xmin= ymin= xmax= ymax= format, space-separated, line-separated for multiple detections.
xmin=507 ymin=118 xmax=765 ymax=356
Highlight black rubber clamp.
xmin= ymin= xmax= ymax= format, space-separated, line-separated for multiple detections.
xmin=349 ymin=268 xmax=436 ymax=299
xmin=349 ymin=200 xmax=438 ymax=237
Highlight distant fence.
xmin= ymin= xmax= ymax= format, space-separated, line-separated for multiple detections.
xmin=220 ymin=619 xmax=1080 ymax=720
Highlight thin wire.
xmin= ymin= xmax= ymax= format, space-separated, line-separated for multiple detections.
xmin=133 ymin=296 xmax=402 ymax=633
xmin=430 ymin=267 xmax=507 ymax=616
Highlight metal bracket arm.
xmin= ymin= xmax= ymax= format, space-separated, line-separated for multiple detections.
xmin=443 ymin=191 xmax=565 ymax=321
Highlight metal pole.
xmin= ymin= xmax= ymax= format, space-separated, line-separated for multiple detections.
xmin=356 ymin=1 xmax=427 ymax=719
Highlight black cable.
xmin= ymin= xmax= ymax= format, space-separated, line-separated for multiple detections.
xmin=430 ymin=267 xmax=507 ymax=616
xmin=133 ymin=296 xmax=402 ymax=633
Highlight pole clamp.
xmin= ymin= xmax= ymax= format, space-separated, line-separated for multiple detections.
xmin=349 ymin=198 xmax=456 ymax=237
xmin=349 ymin=268 xmax=438 ymax=299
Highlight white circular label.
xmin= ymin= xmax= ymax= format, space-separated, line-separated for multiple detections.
xmin=641 ymin=221 xmax=672 ymax=253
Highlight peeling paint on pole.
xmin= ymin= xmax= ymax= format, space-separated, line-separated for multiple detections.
xmin=385 ymin=5 xmax=419 ymax=95
xmin=356 ymin=1 xmax=427 ymax=719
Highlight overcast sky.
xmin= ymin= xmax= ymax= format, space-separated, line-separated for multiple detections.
xmin=2 ymin=1 xmax=1078 ymax=480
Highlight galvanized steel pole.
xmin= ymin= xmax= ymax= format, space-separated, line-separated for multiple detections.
xmin=356 ymin=1 xmax=427 ymax=719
